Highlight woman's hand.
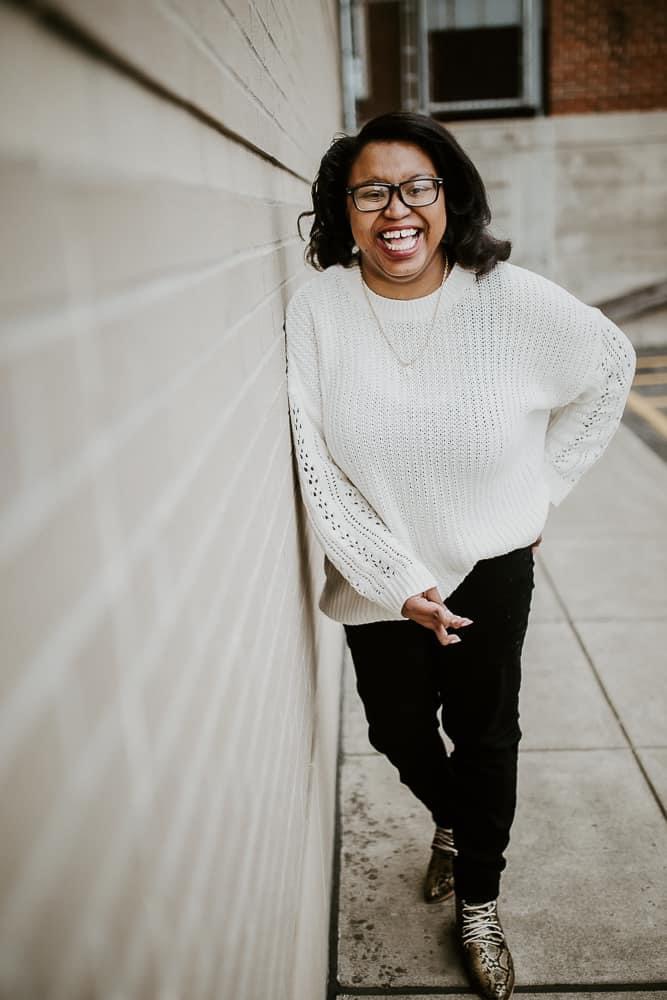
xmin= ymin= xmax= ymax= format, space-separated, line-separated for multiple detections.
xmin=531 ymin=534 xmax=543 ymax=553
xmin=401 ymin=585 xmax=473 ymax=646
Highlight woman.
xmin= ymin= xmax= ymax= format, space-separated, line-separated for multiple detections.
xmin=284 ymin=111 xmax=635 ymax=1000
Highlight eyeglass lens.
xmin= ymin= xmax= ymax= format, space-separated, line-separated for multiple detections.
xmin=353 ymin=178 xmax=439 ymax=211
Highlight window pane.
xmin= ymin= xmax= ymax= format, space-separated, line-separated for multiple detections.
xmin=427 ymin=0 xmax=521 ymax=31
xmin=427 ymin=0 xmax=523 ymax=103
xmin=429 ymin=24 xmax=522 ymax=101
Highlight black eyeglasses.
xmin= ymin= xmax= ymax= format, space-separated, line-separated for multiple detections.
xmin=346 ymin=176 xmax=444 ymax=212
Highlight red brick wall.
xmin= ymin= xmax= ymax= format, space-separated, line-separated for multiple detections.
xmin=548 ymin=0 xmax=667 ymax=114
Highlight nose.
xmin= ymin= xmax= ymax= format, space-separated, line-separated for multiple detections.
xmin=383 ymin=188 xmax=411 ymax=218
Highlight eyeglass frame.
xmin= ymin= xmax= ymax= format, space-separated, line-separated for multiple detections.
xmin=345 ymin=176 xmax=444 ymax=212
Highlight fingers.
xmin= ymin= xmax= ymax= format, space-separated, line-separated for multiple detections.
xmin=449 ymin=613 xmax=474 ymax=628
xmin=436 ymin=625 xmax=460 ymax=646
xmin=435 ymin=607 xmax=473 ymax=630
xmin=401 ymin=594 xmax=474 ymax=645
xmin=433 ymin=606 xmax=473 ymax=646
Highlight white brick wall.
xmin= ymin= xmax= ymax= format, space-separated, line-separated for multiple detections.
xmin=0 ymin=3 xmax=344 ymax=998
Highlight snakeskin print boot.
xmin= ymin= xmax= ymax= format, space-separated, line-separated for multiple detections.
xmin=423 ymin=825 xmax=456 ymax=903
xmin=455 ymin=897 xmax=515 ymax=1000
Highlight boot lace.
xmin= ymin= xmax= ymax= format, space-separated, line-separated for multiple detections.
xmin=431 ymin=825 xmax=457 ymax=855
xmin=460 ymin=900 xmax=505 ymax=947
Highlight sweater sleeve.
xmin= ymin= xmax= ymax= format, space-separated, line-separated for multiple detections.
xmin=543 ymin=306 xmax=636 ymax=507
xmin=284 ymin=286 xmax=439 ymax=617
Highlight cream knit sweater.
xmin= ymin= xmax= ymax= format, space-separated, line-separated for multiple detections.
xmin=284 ymin=259 xmax=636 ymax=625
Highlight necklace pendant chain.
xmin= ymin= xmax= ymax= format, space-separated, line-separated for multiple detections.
xmin=361 ymin=258 xmax=450 ymax=367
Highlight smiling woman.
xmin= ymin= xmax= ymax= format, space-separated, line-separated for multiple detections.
xmin=298 ymin=110 xmax=511 ymax=279
xmin=344 ymin=142 xmax=447 ymax=297
xmin=285 ymin=111 xmax=636 ymax=1000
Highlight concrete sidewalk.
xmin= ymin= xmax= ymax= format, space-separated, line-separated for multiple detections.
xmin=331 ymin=420 xmax=667 ymax=998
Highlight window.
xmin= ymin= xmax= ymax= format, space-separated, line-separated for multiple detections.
xmin=346 ymin=0 xmax=542 ymax=127
xmin=420 ymin=0 xmax=542 ymax=115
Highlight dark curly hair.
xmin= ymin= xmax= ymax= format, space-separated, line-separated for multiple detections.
xmin=297 ymin=111 xmax=510 ymax=278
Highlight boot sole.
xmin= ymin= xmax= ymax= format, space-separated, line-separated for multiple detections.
xmin=423 ymin=885 xmax=455 ymax=903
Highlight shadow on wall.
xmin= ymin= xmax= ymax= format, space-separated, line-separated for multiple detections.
xmin=279 ymin=200 xmax=322 ymax=666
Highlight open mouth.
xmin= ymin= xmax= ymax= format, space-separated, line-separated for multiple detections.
xmin=376 ymin=227 xmax=422 ymax=255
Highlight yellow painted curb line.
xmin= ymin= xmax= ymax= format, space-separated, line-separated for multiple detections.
xmin=635 ymin=354 xmax=667 ymax=369
xmin=626 ymin=389 xmax=667 ymax=439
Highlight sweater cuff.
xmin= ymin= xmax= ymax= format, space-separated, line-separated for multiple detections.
xmin=544 ymin=460 xmax=576 ymax=507
xmin=381 ymin=563 xmax=440 ymax=618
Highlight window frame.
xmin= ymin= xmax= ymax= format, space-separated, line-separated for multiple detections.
xmin=416 ymin=0 xmax=542 ymax=115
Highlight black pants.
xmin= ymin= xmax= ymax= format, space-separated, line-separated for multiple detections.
xmin=343 ymin=544 xmax=535 ymax=903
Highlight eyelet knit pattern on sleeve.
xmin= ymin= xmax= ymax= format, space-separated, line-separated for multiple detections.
xmin=284 ymin=260 xmax=637 ymax=625
xmin=285 ymin=289 xmax=440 ymax=619
xmin=542 ymin=310 xmax=637 ymax=506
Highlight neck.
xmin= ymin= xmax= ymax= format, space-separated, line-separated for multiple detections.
xmin=360 ymin=251 xmax=448 ymax=300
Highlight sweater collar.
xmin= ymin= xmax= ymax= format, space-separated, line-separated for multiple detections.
xmin=346 ymin=260 xmax=477 ymax=322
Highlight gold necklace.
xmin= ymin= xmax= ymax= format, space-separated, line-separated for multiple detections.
xmin=360 ymin=257 xmax=450 ymax=367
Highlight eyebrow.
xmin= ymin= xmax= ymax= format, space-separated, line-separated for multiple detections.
xmin=353 ymin=172 xmax=433 ymax=185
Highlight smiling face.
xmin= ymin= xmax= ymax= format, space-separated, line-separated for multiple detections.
xmin=346 ymin=140 xmax=447 ymax=299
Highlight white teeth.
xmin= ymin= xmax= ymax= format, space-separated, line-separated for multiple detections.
xmin=379 ymin=228 xmax=420 ymax=251
xmin=381 ymin=228 xmax=419 ymax=239
xmin=383 ymin=236 xmax=418 ymax=251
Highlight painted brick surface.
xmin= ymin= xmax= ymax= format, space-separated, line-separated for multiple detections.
xmin=0 ymin=3 xmax=343 ymax=998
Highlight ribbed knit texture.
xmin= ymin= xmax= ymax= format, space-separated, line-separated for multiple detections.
xmin=284 ymin=260 xmax=636 ymax=625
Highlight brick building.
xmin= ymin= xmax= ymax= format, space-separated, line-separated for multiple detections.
xmin=350 ymin=0 xmax=667 ymax=123
xmin=549 ymin=0 xmax=667 ymax=115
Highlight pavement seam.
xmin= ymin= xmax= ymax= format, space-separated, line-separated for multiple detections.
xmin=535 ymin=555 xmax=667 ymax=824
xmin=335 ymin=983 xmax=667 ymax=996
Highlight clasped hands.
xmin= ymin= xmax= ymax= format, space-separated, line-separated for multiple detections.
xmin=400 ymin=534 xmax=543 ymax=646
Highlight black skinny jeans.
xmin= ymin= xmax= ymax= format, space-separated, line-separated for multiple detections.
xmin=343 ymin=544 xmax=535 ymax=903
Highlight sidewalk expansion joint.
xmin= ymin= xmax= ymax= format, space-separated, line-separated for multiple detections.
xmin=536 ymin=557 xmax=667 ymax=824
xmin=335 ymin=981 xmax=667 ymax=996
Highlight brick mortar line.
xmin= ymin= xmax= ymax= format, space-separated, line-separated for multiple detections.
xmin=160 ymin=0 xmax=313 ymax=163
